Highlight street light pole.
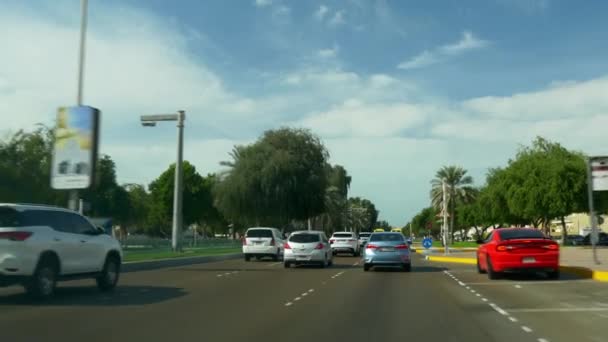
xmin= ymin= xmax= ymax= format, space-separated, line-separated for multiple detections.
xmin=141 ymin=111 xmax=186 ymax=252
xmin=69 ymin=0 xmax=89 ymax=213
xmin=442 ymin=178 xmax=449 ymax=255
xmin=172 ymin=111 xmax=185 ymax=252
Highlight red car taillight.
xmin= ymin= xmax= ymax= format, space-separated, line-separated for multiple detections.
xmin=242 ymin=238 xmax=247 ymax=246
xmin=395 ymin=244 xmax=409 ymax=250
xmin=283 ymin=242 xmax=291 ymax=249
xmin=329 ymin=239 xmax=334 ymax=244
xmin=543 ymin=243 xmax=559 ymax=250
xmin=0 ymin=231 xmax=33 ymax=241
xmin=315 ymin=243 xmax=324 ymax=250
xmin=366 ymin=244 xmax=379 ymax=249
xmin=496 ymin=245 xmax=513 ymax=252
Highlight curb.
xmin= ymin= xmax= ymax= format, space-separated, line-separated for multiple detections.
xmin=423 ymin=255 xmax=608 ymax=282
xmin=424 ymin=255 xmax=477 ymax=265
xmin=122 ymin=253 xmax=243 ymax=273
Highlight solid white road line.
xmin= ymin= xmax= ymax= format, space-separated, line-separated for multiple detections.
xmin=514 ymin=285 xmax=522 ymax=289
xmin=521 ymin=326 xmax=533 ymax=333
xmin=285 ymin=302 xmax=293 ymax=307
xmin=294 ymin=297 xmax=301 ymax=301
xmin=482 ymin=298 xmax=488 ymax=302
xmin=538 ymin=339 xmax=549 ymax=342
xmin=508 ymin=317 xmax=518 ymax=323
xmin=308 ymin=289 xmax=314 ymax=293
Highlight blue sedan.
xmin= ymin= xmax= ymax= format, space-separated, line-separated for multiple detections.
xmin=363 ymin=232 xmax=411 ymax=272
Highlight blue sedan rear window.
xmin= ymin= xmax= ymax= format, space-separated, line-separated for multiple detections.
xmin=370 ymin=233 xmax=404 ymax=242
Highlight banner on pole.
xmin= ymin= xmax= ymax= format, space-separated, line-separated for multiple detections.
xmin=591 ymin=156 xmax=608 ymax=191
xmin=50 ymin=106 xmax=100 ymax=190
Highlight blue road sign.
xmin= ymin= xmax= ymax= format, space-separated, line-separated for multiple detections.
xmin=422 ymin=237 xmax=433 ymax=249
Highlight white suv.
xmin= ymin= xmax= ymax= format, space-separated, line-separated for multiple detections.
xmin=330 ymin=231 xmax=360 ymax=256
xmin=0 ymin=204 xmax=123 ymax=299
xmin=242 ymin=227 xmax=284 ymax=261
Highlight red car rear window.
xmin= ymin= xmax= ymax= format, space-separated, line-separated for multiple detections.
xmin=499 ymin=229 xmax=545 ymax=240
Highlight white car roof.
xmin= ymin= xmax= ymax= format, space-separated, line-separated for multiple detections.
xmin=0 ymin=203 xmax=72 ymax=213
xmin=332 ymin=231 xmax=355 ymax=235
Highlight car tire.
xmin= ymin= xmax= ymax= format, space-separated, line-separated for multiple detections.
xmin=401 ymin=263 xmax=412 ymax=272
xmin=284 ymin=261 xmax=291 ymax=268
xmin=354 ymin=250 xmax=360 ymax=257
xmin=548 ymin=269 xmax=560 ymax=280
xmin=25 ymin=257 xmax=58 ymax=299
xmin=97 ymin=255 xmax=120 ymax=292
xmin=244 ymin=254 xmax=251 ymax=262
xmin=487 ymin=257 xmax=501 ymax=280
xmin=328 ymin=257 xmax=333 ymax=267
xmin=477 ymin=258 xmax=486 ymax=274
xmin=363 ymin=264 xmax=371 ymax=272
xmin=272 ymin=250 xmax=280 ymax=262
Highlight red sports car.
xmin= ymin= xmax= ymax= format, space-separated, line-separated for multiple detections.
xmin=476 ymin=228 xmax=559 ymax=279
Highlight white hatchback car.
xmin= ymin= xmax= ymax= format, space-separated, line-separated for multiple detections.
xmin=242 ymin=227 xmax=284 ymax=261
xmin=0 ymin=204 xmax=123 ymax=299
xmin=330 ymin=231 xmax=360 ymax=257
xmin=283 ymin=230 xmax=333 ymax=268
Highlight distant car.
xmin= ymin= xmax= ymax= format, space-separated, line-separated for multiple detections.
xmin=362 ymin=232 xmax=411 ymax=272
xmin=330 ymin=232 xmax=360 ymax=256
xmin=242 ymin=227 xmax=284 ymax=262
xmin=358 ymin=232 xmax=372 ymax=248
xmin=0 ymin=203 xmax=123 ymax=299
xmin=566 ymin=235 xmax=584 ymax=246
xmin=476 ymin=228 xmax=559 ymax=280
xmin=283 ymin=230 xmax=333 ymax=268
xmin=582 ymin=232 xmax=608 ymax=246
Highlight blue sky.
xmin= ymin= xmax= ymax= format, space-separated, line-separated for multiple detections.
xmin=2 ymin=0 xmax=608 ymax=225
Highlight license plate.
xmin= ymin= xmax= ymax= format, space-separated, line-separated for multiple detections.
xmin=522 ymin=257 xmax=536 ymax=264
xmin=296 ymin=256 xmax=310 ymax=261
xmin=379 ymin=247 xmax=394 ymax=252
xmin=254 ymin=241 xmax=263 ymax=245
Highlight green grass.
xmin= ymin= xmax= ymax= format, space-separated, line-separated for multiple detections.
xmin=123 ymin=247 xmax=241 ymax=262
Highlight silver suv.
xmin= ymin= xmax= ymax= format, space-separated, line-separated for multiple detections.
xmin=0 ymin=204 xmax=123 ymax=299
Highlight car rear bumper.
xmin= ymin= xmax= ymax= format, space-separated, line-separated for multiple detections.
xmin=364 ymin=253 xmax=410 ymax=265
xmin=493 ymin=255 xmax=559 ymax=272
xmin=331 ymin=245 xmax=357 ymax=253
xmin=284 ymin=250 xmax=325 ymax=263
xmin=0 ymin=252 xmax=35 ymax=276
xmin=243 ymin=246 xmax=279 ymax=255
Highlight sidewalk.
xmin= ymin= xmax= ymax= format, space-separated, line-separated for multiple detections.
xmin=416 ymin=247 xmax=608 ymax=281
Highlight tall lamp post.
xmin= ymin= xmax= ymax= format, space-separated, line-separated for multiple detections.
xmin=140 ymin=111 xmax=186 ymax=252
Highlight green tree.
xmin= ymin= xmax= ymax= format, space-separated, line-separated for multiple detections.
xmin=82 ymin=155 xmax=131 ymax=223
xmin=430 ymin=166 xmax=477 ymax=242
xmin=148 ymin=161 xmax=205 ymax=236
xmin=409 ymin=206 xmax=441 ymax=238
xmin=501 ymin=137 xmax=588 ymax=241
xmin=123 ymin=184 xmax=151 ymax=233
xmin=345 ymin=197 xmax=379 ymax=232
xmin=0 ymin=126 xmax=66 ymax=205
xmin=214 ymin=128 xmax=329 ymax=227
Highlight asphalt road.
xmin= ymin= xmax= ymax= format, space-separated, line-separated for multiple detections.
xmin=0 ymin=253 xmax=606 ymax=342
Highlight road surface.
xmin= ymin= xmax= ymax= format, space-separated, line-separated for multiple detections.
xmin=0 ymin=253 xmax=606 ymax=342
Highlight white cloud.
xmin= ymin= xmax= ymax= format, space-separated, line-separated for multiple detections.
xmin=298 ymin=100 xmax=428 ymax=138
xmin=439 ymin=31 xmax=488 ymax=55
xmin=462 ymin=76 xmax=608 ymax=120
xmin=273 ymin=5 xmax=290 ymax=17
xmin=329 ymin=10 xmax=346 ymax=27
xmin=397 ymin=51 xmax=437 ymax=70
xmin=317 ymin=45 xmax=339 ymax=58
xmin=398 ymin=31 xmax=488 ymax=70
xmin=254 ymin=0 xmax=272 ymax=8
xmin=315 ymin=5 xmax=329 ymax=20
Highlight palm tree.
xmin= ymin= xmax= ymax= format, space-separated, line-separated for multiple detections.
xmin=430 ymin=166 xmax=477 ymax=243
